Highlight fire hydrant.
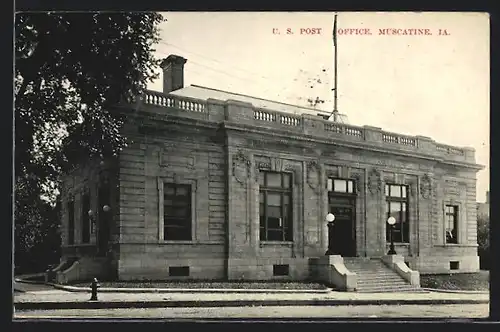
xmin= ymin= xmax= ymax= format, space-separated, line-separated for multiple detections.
xmin=90 ymin=278 xmax=100 ymax=301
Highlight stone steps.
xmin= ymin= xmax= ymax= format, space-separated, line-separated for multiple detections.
xmin=343 ymin=258 xmax=422 ymax=293
xmin=357 ymin=278 xmax=408 ymax=285
xmin=356 ymin=287 xmax=426 ymax=293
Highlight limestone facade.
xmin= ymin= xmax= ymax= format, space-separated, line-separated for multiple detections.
xmin=58 ymin=91 xmax=483 ymax=280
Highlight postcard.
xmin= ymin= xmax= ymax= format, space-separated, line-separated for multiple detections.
xmin=14 ymin=11 xmax=490 ymax=320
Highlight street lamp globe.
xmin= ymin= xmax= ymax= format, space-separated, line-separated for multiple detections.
xmin=88 ymin=209 xmax=94 ymax=217
xmin=387 ymin=216 xmax=396 ymax=225
xmin=102 ymin=205 xmax=111 ymax=212
xmin=387 ymin=216 xmax=397 ymax=255
xmin=326 ymin=213 xmax=335 ymax=223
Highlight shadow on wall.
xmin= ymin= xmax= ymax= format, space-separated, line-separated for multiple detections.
xmin=477 ymin=214 xmax=489 ymax=270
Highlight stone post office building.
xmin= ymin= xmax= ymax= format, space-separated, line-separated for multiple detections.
xmin=50 ymin=55 xmax=484 ymax=286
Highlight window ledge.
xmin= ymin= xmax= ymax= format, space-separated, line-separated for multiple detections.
xmin=63 ymin=244 xmax=95 ymax=248
xmin=385 ymin=243 xmax=410 ymax=247
xmin=435 ymin=244 xmax=478 ymax=248
xmin=157 ymin=240 xmax=223 ymax=245
xmin=260 ymin=241 xmax=293 ymax=247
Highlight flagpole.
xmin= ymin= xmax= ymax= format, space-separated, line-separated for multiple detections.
xmin=328 ymin=12 xmax=339 ymax=121
xmin=333 ymin=12 xmax=338 ymax=122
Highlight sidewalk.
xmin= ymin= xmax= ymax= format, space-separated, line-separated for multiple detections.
xmin=13 ymin=286 xmax=489 ymax=310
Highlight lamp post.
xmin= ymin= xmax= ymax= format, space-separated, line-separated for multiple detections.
xmin=102 ymin=205 xmax=112 ymax=254
xmin=88 ymin=209 xmax=96 ymax=233
xmin=325 ymin=213 xmax=335 ymax=255
xmin=387 ymin=216 xmax=397 ymax=255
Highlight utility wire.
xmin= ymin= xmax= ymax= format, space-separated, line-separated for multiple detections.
xmin=157 ymin=40 xmax=330 ymax=85
xmin=158 ymin=40 xmax=277 ymax=81
xmin=153 ymin=48 xmax=365 ymax=112
xmin=154 ymin=48 xmax=269 ymax=85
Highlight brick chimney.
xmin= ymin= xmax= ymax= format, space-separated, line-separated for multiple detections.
xmin=160 ymin=55 xmax=187 ymax=94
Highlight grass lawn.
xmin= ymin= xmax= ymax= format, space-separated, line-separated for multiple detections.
xmin=71 ymin=280 xmax=328 ymax=290
xmin=420 ymin=270 xmax=489 ymax=291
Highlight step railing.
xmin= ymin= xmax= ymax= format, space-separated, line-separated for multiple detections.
xmin=381 ymin=255 xmax=420 ymax=287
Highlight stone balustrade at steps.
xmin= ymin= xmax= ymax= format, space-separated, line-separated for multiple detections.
xmin=342 ymin=257 xmax=425 ymax=293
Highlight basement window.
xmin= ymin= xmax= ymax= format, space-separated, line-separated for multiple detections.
xmin=450 ymin=261 xmax=460 ymax=270
xmin=273 ymin=264 xmax=290 ymax=276
xmin=169 ymin=266 xmax=190 ymax=277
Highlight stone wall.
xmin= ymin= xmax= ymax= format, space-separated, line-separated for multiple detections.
xmin=110 ymin=94 xmax=483 ymax=280
xmin=116 ymin=121 xmax=227 ymax=280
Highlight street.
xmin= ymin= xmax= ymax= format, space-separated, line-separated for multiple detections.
xmin=14 ymin=304 xmax=489 ymax=319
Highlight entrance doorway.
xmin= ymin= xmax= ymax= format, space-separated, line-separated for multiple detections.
xmin=328 ymin=195 xmax=356 ymax=257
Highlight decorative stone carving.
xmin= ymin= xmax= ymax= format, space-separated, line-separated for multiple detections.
xmin=383 ymin=172 xmax=395 ymax=183
xmin=409 ymin=181 xmax=417 ymax=197
xmin=367 ymin=168 xmax=382 ymax=195
xmin=271 ymin=158 xmax=283 ymax=172
xmin=258 ymin=161 xmax=271 ymax=169
xmin=339 ymin=166 xmax=350 ymax=179
xmin=232 ymin=150 xmax=251 ymax=185
xmin=169 ymin=172 xmax=182 ymax=183
xmin=351 ymin=172 xmax=363 ymax=193
xmin=254 ymin=160 xmax=271 ymax=182
xmin=284 ymin=164 xmax=301 ymax=185
xmin=420 ymin=174 xmax=432 ymax=199
xmin=306 ymin=160 xmax=321 ymax=192
xmin=325 ymin=169 xmax=339 ymax=179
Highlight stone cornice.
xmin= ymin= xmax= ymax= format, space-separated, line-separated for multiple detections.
xmin=118 ymin=107 xmax=482 ymax=172
xmin=128 ymin=109 xmax=219 ymax=130
xmin=221 ymin=122 xmax=483 ymax=171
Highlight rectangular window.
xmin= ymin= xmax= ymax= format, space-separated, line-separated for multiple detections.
xmin=67 ymin=198 xmax=75 ymax=245
xmin=259 ymin=171 xmax=293 ymax=241
xmin=385 ymin=184 xmax=409 ymax=243
xmin=164 ymin=183 xmax=192 ymax=241
xmin=445 ymin=205 xmax=459 ymax=244
xmin=328 ymin=178 xmax=355 ymax=194
xmin=81 ymin=192 xmax=90 ymax=243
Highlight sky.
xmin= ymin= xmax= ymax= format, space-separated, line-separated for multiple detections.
xmin=147 ymin=12 xmax=490 ymax=202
